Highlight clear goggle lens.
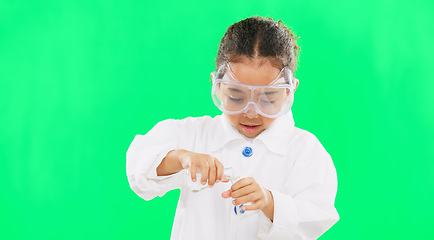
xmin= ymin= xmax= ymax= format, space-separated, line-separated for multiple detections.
xmin=211 ymin=63 xmax=298 ymax=118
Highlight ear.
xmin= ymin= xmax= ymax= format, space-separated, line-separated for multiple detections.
xmin=211 ymin=72 xmax=216 ymax=79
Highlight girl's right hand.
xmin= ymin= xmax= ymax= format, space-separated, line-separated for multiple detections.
xmin=178 ymin=150 xmax=225 ymax=187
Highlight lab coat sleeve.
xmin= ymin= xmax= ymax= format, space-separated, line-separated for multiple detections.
xmin=126 ymin=119 xmax=195 ymax=201
xmin=256 ymin=135 xmax=339 ymax=240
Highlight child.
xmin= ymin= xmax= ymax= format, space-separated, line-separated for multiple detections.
xmin=127 ymin=16 xmax=339 ymax=239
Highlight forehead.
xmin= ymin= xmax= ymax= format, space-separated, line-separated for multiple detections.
xmin=229 ymin=58 xmax=281 ymax=86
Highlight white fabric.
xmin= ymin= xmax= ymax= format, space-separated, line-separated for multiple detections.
xmin=126 ymin=111 xmax=339 ymax=240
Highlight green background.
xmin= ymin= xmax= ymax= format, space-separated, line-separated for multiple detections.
xmin=1 ymin=0 xmax=433 ymax=239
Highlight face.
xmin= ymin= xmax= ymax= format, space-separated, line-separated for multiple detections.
xmin=221 ymin=57 xmax=282 ymax=138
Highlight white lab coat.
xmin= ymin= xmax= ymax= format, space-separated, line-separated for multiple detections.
xmin=126 ymin=111 xmax=339 ymax=240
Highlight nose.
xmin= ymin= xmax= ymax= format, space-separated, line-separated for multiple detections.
xmin=244 ymin=102 xmax=259 ymax=117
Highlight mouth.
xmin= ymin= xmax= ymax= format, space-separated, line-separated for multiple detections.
xmin=240 ymin=123 xmax=261 ymax=134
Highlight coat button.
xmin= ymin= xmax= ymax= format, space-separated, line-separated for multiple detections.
xmin=242 ymin=147 xmax=253 ymax=157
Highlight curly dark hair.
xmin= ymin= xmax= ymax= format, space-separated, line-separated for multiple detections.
xmin=216 ymin=16 xmax=300 ymax=73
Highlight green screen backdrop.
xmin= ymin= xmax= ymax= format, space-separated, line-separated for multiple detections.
xmin=1 ymin=0 xmax=433 ymax=239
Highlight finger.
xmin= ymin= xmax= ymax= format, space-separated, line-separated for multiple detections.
xmin=231 ymin=177 xmax=254 ymax=191
xmin=231 ymin=184 xmax=256 ymax=198
xmin=207 ymin=158 xmax=216 ymax=187
xmin=200 ymin=158 xmax=209 ymax=185
xmin=221 ymin=174 xmax=230 ymax=183
xmin=242 ymin=201 xmax=265 ymax=211
xmin=232 ymin=192 xmax=261 ymax=206
xmin=221 ymin=189 xmax=232 ymax=198
xmin=215 ymin=158 xmax=224 ymax=183
xmin=190 ymin=159 xmax=197 ymax=182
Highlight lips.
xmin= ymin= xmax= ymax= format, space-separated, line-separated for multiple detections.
xmin=240 ymin=123 xmax=261 ymax=134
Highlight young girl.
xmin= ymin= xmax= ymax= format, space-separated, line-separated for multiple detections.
xmin=127 ymin=16 xmax=339 ymax=239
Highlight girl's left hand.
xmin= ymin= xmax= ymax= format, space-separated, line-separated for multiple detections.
xmin=221 ymin=177 xmax=274 ymax=219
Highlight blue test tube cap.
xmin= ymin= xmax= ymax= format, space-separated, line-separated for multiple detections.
xmin=234 ymin=204 xmax=245 ymax=215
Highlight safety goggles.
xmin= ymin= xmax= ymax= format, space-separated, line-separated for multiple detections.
xmin=211 ymin=62 xmax=299 ymax=118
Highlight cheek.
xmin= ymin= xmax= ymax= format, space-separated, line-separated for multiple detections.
xmin=261 ymin=117 xmax=276 ymax=128
xmin=225 ymin=114 xmax=241 ymax=127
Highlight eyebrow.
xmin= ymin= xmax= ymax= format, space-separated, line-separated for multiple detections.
xmin=228 ymin=87 xmax=279 ymax=96
xmin=227 ymin=87 xmax=247 ymax=94
xmin=260 ymin=91 xmax=279 ymax=95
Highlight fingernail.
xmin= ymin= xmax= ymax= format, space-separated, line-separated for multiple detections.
xmin=192 ymin=178 xmax=196 ymax=182
xmin=241 ymin=206 xmax=246 ymax=211
xmin=216 ymin=179 xmax=220 ymax=183
xmin=232 ymin=200 xmax=236 ymax=205
xmin=209 ymin=185 xmax=214 ymax=188
xmin=202 ymin=181 xmax=206 ymax=185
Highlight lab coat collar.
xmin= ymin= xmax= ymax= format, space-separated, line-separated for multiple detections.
xmin=211 ymin=111 xmax=296 ymax=155
xmin=254 ymin=110 xmax=296 ymax=155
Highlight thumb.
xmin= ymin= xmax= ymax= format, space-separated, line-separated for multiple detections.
xmin=221 ymin=189 xmax=232 ymax=199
